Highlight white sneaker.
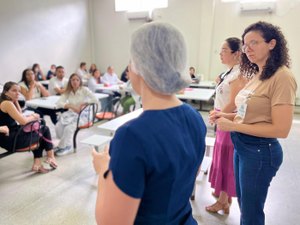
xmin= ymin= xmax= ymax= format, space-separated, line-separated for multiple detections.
xmin=55 ymin=146 xmax=73 ymax=156
xmin=53 ymin=146 xmax=62 ymax=153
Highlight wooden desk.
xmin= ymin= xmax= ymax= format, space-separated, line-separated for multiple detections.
xmin=97 ymin=108 xmax=143 ymax=135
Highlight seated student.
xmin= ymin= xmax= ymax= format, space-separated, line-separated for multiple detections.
xmin=89 ymin=63 xmax=97 ymax=74
xmin=88 ymin=69 xmax=110 ymax=112
xmin=54 ymin=73 xmax=99 ymax=156
xmin=101 ymin=66 xmax=124 ymax=109
xmin=0 ymin=82 xmax=57 ymax=173
xmin=92 ymin=22 xmax=206 ymax=225
xmin=119 ymin=67 xmax=138 ymax=114
xmin=189 ymin=66 xmax=196 ymax=79
xmin=48 ymin=66 xmax=68 ymax=95
xmin=120 ymin=66 xmax=129 ymax=82
xmin=32 ymin=63 xmax=46 ymax=81
xmin=101 ymin=66 xmax=123 ymax=86
xmin=19 ymin=68 xmax=58 ymax=124
xmin=88 ymin=69 xmax=102 ymax=92
xmin=76 ymin=62 xmax=89 ymax=79
xmin=47 ymin=64 xmax=56 ymax=80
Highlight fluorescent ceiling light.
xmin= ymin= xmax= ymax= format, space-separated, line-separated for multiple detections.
xmin=115 ymin=0 xmax=168 ymax=12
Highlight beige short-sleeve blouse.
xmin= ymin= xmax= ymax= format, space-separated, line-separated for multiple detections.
xmin=235 ymin=66 xmax=297 ymax=124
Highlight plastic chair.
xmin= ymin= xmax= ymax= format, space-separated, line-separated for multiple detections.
xmin=73 ymin=103 xmax=98 ymax=153
xmin=95 ymin=96 xmax=121 ymax=121
xmin=0 ymin=119 xmax=42 ymax=159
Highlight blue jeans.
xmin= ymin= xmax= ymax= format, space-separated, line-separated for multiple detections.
xmin=231 ymin=132 xmax=283 ymax=225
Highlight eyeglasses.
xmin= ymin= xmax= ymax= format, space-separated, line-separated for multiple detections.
xmin=242 ymin=40 xmax=265 ymax=53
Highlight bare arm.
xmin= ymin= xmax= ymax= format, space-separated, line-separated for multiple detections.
xmin=217 ymin=104 xmax=294 ymax=138
xmin=54 ymin=87 xmax=65 ymax=95
xmin=93 ymin=148 xmax=140 ymax=225
xmin=38 ymin=83 xmax=49 ymax=97
xmin=96 ymin=172 xmax=141 ymax=225
xmin=1 ymin=101 xmax=39 ymax=125
xmin=20 ymin=84 xmax=35 ymax=100
xmin=40 ymin=71 xmax=46 ymax=81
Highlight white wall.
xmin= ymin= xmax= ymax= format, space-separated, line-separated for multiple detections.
xmin=1 ymin=0 xmax=299 ymax=100
xmin=91 ymin=0 xmax=202 ymax=76
xmin=91 ymin=0 xmax=299 ymax=100
xmin=0 ymin=0 xmax=92 ymax=83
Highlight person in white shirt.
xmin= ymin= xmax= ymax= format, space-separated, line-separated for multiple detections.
xmin=19 ymin=69 xmax=58 ymax=125
xmin=101 ymin=66 xmax=123 ymax=86
xmin=48 ymin=66 xmax=68 ymax=95
xmin=54 ymin=73 xmax=99 ymax=156
xmin=76 ymin=62 xmax=89 ymax=79
xmin=88 ymin=69 xmax=102 ymax=92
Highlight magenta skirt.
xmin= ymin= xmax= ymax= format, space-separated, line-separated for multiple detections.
xmin=208 ymin=128 xmax=236 ymax=197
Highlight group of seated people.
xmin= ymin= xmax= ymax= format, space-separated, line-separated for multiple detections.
xmin=0 ymin=62 xmax=139 ymax=174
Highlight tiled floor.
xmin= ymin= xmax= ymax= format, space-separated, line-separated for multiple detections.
xmin=0 ymin=111 xmax=299 ymax=225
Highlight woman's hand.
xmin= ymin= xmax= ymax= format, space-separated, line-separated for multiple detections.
xmin=32 ymin=113 xmax=40 ymax=120
xmin=29 ymin=81 xmax=37 ymax=89
xmin=209 ymin=110 xmax=223 ymax=125
xmin=216 ymin=117 xmax=236 ymax=132
xmin=92 ymin=145 xmax=110 ymax=175
xmin=0 ymin=126 xmax=9 ymax=136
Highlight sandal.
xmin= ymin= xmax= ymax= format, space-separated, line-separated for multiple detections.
xmin=32 ymin=165 xmax=49 ymax=174
xmin=206 ymin=201 xmax=230 ymax=214
xmin=45 ymin=157 xmax=58 ymax=169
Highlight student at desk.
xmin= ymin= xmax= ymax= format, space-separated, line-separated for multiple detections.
xmin=55 ymin=73 xmax=99 ymax=156
xmin=0 ymin=81 xmax=57 ymax=173
xmin=48 ymin=66 xmax=68 ymax=96
xmin=19 ymin=68 xmax=58 ymax=124
xmin=93 ymin=22 xmax=207 ymax=225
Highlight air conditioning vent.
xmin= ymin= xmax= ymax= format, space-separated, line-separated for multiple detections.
xmin=240 ymin=1 xmax=275 ymax=14
xmin=127 ymin=11 xmax=152 ymax=21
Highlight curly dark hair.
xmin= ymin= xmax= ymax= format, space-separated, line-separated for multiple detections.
xmin=240 ymin=21 xmax=290 ymax=80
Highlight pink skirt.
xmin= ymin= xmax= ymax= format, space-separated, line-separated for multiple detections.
xmin=208 ymin=128 xmax=236 ymax=197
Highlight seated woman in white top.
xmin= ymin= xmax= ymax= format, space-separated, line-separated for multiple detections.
xmin=55 ymin=73 xmax=99 ymax=156
xmin=19 ymin=69 xmax=58 ymax=124
xmin=88 ymin=69 xmax=102 ymax=92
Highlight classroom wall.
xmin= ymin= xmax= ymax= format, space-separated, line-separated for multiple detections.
xmin=1 ymin=0 xmax=299 ymax=101
xmin=91 ymin=0 xmax=300 ymax=102
xmin=91 ymin=0 xmax=202 ymax=77
xmin=0 ymin=0 xmax=92 ymax=83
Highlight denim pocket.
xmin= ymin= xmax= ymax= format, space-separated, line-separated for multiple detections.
xmin=268 ymin=142 xmax=283 ymax=170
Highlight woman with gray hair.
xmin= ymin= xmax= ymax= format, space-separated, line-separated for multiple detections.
xmin=93 ymin=22 xmax=207 ymax=225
